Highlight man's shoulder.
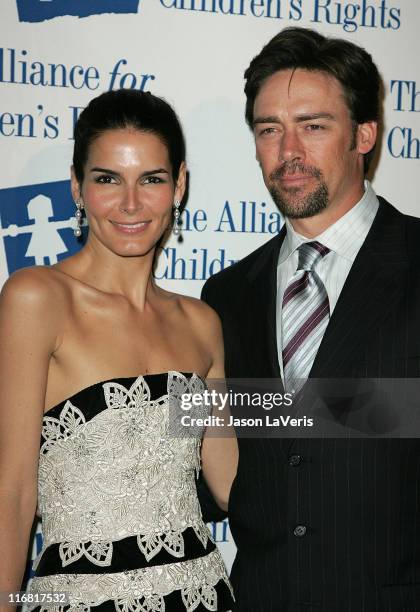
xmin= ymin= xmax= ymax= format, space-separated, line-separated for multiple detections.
xmin=377 ymin=195 xmax=420 ymax=240
xmin=402 ymin=211 xmax=420 ymax=255
xmin=203 ymin=231 xmax=282 ymax=291
xmin=378 ymin=196 xmax=419 ymax=221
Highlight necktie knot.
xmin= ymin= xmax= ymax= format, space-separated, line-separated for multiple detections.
xmin=297 ymin=241 xmax=330 ymax=272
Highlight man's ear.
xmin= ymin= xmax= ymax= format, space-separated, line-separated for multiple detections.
xmin=255 ymin=142 xmax=261 ymax=165
xmin=357 ymin=121 xmax=377 ymax=155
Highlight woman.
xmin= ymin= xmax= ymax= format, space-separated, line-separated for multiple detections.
xmin=0 ymin=89 xmax=237 ymax=611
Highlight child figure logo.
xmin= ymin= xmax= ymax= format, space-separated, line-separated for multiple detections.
xmin=16 ymin=0 xmax=140 ymax=23
xmin=26 ymin=195 xmax=68 ymax=265
xmin=0 ymin=180 xmax=84 ymax=283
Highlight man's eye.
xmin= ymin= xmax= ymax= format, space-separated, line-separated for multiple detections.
xmin=95 ymin=175 xmax=116 ymax=184
xmin=306 ymin=124 xmax=324 ymax=131
xmin=260 ymin=127 xmax=277 ymax=135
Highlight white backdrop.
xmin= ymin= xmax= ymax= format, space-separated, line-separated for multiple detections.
xmin=1 ymin=0 xmax=419 ymax=583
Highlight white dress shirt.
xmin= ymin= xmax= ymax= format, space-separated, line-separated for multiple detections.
xmin=276 ymin=180 xmax=379 ymax=381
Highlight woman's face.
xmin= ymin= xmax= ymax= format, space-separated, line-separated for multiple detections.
xmin=71 ymin=128 xmax=185 ymax=258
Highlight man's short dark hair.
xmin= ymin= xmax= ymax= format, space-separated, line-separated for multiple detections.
xmin=244 ymin=27 xmax=381 ymax=172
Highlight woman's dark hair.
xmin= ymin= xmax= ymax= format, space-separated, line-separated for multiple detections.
xmin=73 ymin=89 xmax=186 ymax=183
xmin=244 ymin=27 xmax=381 ymax=172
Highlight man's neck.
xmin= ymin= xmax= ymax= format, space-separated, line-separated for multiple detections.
xmin=288 ymin=183 xmax=365 ymax=239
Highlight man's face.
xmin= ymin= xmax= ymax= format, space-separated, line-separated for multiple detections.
xmin=252 ymin=69 xmax=376 ymax=224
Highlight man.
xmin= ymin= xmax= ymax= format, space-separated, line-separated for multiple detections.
xmin=202 ymin=27 xmax=420 ymax=611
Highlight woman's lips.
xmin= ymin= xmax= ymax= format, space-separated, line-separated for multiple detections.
xmin=110 ymin=220 xmax=151 ymax=234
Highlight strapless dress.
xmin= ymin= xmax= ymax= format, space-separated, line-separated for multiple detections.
xmin=26 ymin=371 xmax=234 ymax=612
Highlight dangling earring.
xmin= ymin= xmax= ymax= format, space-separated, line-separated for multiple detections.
xmin=74 ymin=198 xmax=83 ymax=237
xmin=173 ymin=199 xmax=181 ymax=236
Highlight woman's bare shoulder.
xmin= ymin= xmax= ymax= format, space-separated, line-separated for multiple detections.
xmin=165 ymin=290 xmax=223 ymax=338
xmin=0 ymin=266 xmax=71 ymax=311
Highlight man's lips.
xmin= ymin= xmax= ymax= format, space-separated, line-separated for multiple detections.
xmin=277 ymin=174 xmax=314 ymax=187
xmin=278 ymin=174 xmax=314 ymax=185
xmin=270 ymin=162 xmax=321 ymax=184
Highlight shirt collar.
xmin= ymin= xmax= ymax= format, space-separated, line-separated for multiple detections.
xmin=279 ymin=180 xmax=379 ymax=265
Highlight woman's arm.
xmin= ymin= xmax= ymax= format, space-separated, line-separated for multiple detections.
xmin=199 ymin=307 xmax=238 ymax=511
xmin=0 ymin=269 xmax=60 ymax=610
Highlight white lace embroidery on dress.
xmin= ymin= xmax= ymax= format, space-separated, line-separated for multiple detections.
xmin=35 ymin=373 xmax=211 ymax=569
xmin=28 ymin=550 xmax=233 ymax=612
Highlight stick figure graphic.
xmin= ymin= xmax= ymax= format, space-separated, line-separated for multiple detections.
xmin=25 ymin=194 xmax=68 ymax=265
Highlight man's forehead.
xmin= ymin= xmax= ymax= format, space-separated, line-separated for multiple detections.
xmin=257 ymin=68 xmax=343 ymax=97
xmin=254 ymin=68 xmax=347 ymax=116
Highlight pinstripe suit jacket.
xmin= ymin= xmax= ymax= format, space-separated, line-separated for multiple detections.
xmin=201 ymin=198 xmax=420 ymax=612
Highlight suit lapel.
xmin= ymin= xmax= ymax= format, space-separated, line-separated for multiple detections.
xmin=245 ymin=227 xmax=286 ymax=380
xmin=310 ymin=198 xmax=409 ymax=378
xmin=242 ymin=229 xmax=289 ymax=457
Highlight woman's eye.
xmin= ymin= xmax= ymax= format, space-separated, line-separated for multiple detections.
xmin=95 ymin=175 xmax=116 ymax=184
xmin=143 ymin=176 xmax=164 ymax=184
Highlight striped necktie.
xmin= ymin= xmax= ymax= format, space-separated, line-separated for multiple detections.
xmin=282 ymin=241 xmax=330 ymax=392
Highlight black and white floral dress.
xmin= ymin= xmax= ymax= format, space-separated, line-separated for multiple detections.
xmin=27 ymin=372 xmax=234 ymax=612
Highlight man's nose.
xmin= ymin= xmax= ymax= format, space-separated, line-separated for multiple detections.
xmin=278 ymin=129 xmax=304 ymax=163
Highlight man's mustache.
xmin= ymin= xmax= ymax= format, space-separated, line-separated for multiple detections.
xmin=269 ymin=162 xmax=322 ymax=181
